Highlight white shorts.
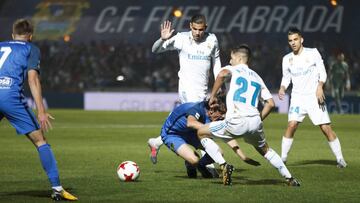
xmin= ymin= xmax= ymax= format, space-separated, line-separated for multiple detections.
xmin=289 ymin=94 xmax=331 ymax=125
xmin=178 ymin=88 xmax=207 ymax=103
xmin=209 ymin=116 xmax=266 ymax=148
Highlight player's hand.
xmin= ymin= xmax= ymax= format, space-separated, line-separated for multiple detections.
xmin=278 ymin=88 xmax=286 ymax=100
xmin=209 ymin=96 xmax=218 ymax=108
xmin=316 ymin=86 xmax=326 ymax=111
xmin=244 ymin=158 xmax=261 ymax=166
xmin=160 ymin=20 xmax=174 ymax=40
xmin=38 ymin=112 xmax=54 ymax=132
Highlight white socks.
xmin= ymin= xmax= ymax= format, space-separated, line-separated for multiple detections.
xmin=328 ymin=138 xmax=344 ymax=161
xmin=265 ymin=148 xmax=292 ymax=179
xmin=148 ymin=136 xmax=164 ymax=148
xmin=281 ymin=137 xmax=294 ymax=162
xmin=52 ymin=186 xmax=64 ymax=192
xmin=200 ymin=138 xmax=226 ymax=165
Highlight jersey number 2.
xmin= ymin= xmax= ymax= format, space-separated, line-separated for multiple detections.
xmin=233 ymin=76 xmax=261 ymax=107
xmin=0 ymin=47 xmax=12 ymax=69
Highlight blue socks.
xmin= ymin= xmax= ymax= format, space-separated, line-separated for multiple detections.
xmin=37 ymin=144 xmax=60 ymax=187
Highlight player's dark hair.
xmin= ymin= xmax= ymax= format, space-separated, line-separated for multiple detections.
xmin=191 ymin=14 xmax=207 ymax=24
xmin=13 ymin=19 xmax=33 ymax=35
xmin=231 ymin=44 xmax=252 ymax=62
xmin=288 ymin=27 xmax=302 ymax=36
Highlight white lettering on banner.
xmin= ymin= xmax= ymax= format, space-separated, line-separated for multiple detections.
xmin=143 ymin=6 xmax=167 ymax=33
xmin=84 ymin=92 xmax=289 ymax=113
xmin=176 ymin=6 xmax=200 ymax=30
xmin=322 ymin=6 xmax=343 ymax=32
xmin=247 ymin=6 xmax=271 ymax=33
xmin=265 ymin=6 xmax=288 ymax=32
xmin=94 ymin=6 xmax=117 ymax=33
xmin=93 ymin=5 xmax=344 ymax=34
xmin=116 ymin=6 xmax=141 ymax=33
xmin=283 ymin=6 xmax=304 ymax=31
xmin=304 ymin=6 xmax=327 ymax=32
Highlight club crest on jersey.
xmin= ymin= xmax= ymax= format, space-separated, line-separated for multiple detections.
xmin=289 ymin=57 xmax=293 ymax=66
xmin=0 ymin=76 xmax=12 ymax=89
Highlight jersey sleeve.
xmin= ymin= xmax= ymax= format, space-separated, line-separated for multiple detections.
xmin=313 ymin=48 xmax=327 ymax=83
xmin=186 ymin=102 xmax=205 ymax=122
xmin=212 ymin=36 xmax=222 ymax=78
xmin=27 ymin=44 xmax=41 ymax=74
xmin=260 ymin=78 xmax=273 ymax=101
xmin=280 ymin=56 xmax=291 ymax=89
xmin=151 ymin=33 xmax=181 ymax=53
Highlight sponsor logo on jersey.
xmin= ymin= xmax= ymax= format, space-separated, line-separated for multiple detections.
xmin=0 ymin=76 xmax=12 ymax=89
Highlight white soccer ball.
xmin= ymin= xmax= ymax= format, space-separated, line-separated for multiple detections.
xmin=117 ymin=161 xmax=140 ymax=182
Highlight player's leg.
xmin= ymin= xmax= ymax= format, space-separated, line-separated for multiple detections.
xmin=4 ymin=101 xmax=77 ymax=201
xmin=245 ymin=132 xmax=300 ymax=187
xmin=27 ymin=130 xmax=78 ymax=201
xmin=176 ymin=144 xmax=201 ymax=178
xmin=319 ymin=124 xmax=347 ymax=168
xmin=281 ymin=99 xmax=305 ymax=163
xmin=281 ymin=121 xmax=299 ymax=163
xmin=308 ymin=98 xmax=347 ymax=168
xmin=198 ymin=121 xmax=234 ymax=185
xmin=147 ymin=135 xmax=163 ymax=164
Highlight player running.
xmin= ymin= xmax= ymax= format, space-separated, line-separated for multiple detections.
xmin=0 ymin=19 xmax=77 ymax=201
xmin=197 ymin=44 xmax=300 ymax=186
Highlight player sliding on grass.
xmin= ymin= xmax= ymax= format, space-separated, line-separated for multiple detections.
xmin=160 ymin=97 xmax=261 ymax=178
xmin=197 ymin=44 xmax=300 ymax=186
xmin=0 ymin=19 xmax=77 ymax=201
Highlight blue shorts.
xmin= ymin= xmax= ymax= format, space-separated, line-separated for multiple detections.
xmin=0 ymin=92 xmax=40 ymax=135
xmin=160 ymin=127 xmax=202 ymax=153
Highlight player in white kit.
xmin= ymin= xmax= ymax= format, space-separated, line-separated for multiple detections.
xmin=278 ymin=28 xmax=347 ymax=168
xmin=197 ymin=44 xmax=300 ymax=186
xmin=147 ymin=15 xmax=221 ymax=165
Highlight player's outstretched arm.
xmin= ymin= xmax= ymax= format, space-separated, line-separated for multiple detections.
xmin=160 ymin=20 xmax=174 ymax=40
xmin=28 ymin=70 xmax=54 ymax=132
xmin=260 ymin=98 xmax=275 ymax=121
xmin=226 ymin=139 xmax=261 ymax=166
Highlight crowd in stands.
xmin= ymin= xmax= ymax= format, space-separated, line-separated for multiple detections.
xmin=36 ymin=38 xmax=360 ymax=93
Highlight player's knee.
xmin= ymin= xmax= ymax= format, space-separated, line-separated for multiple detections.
xmin=188 ymin=156 xmax=199 ymax=165
xmin=287 ymin=121 xmax=298 ymax=130
xmin=27 ymin=130 xmax=47 ymax=147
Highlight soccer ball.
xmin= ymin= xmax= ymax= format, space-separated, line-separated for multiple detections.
xmin=117 ymin=161 xmax=140 ymax=181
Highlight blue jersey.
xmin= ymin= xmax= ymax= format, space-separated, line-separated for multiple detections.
xmin=162 ymin=101 xmax=210 ymax=137
xmin=0 ymin=40 xmax=40 ymax=95
xmin=0 ymin=40 xmax=41 ymax=135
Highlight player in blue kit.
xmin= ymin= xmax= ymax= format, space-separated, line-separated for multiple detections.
xmin=0 ymin=19 xmax=77 ymax=201
xmin=161 ymin=99 xmax=260 ymax=178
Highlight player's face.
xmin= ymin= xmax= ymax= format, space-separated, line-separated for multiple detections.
xmin=190 ymin=22 xmax=206 ymax=42
xmin=288 ymin=33 xmax=303 ymax=54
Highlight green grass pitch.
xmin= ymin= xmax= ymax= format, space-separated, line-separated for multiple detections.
xmin=0 ymin=110 xmax=359 ymax=203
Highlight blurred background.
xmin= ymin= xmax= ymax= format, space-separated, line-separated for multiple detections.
xmin=0 ymin=0 xmax=359 ymax=113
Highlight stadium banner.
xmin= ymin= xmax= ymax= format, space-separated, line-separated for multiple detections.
xmin=0 ymin=0 xmax=359 ymax=47
xmin=84 ymin=92 xmax=289 ymax=113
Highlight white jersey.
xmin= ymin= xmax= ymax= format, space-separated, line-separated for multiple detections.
xmin=224 ymin=64 xmax=272 ymax=119
xmin=152 ymin=31 xmax=221 ymax=101
xmin=281 ymin=47 xmax=327 ymax=95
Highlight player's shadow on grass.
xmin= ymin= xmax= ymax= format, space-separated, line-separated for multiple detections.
xmin=0 ymin=189 xmax=49 ymax=198
xmin=290 ymin=159 xmax=336 ymax=166
xmin=0 ymin=188 xmax=75 ymax=199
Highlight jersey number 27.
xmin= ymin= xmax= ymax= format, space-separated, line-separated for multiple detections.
xmin=233 ymin=76 xmax=261 ymax=107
